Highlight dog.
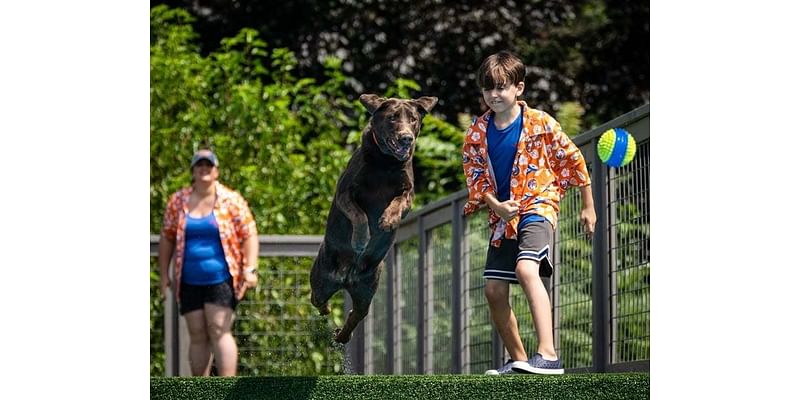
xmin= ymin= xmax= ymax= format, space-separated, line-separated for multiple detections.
xmin=310 ymin=93 xmax=437 ymax=344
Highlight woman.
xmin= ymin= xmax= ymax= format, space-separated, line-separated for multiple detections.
xmin=158 ymin=148 xmax=259 ymax=376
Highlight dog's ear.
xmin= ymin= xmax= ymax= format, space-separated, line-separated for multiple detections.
xmin=360 ymin=94 xmax=386 ymax=115
xmin=413 ymin=96 xmax=438 ymax=115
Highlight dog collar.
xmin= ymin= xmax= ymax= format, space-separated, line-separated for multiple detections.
xmin=371 ymin=129 xmax=378 ymax=145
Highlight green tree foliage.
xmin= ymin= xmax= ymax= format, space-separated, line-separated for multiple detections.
xmin=556 ymin=101 xmax=586 ymax=139
xmin=151 ymin=0 xmax=648 ymax=128
xmin=151 ymin=5 xmax=353 ymax=236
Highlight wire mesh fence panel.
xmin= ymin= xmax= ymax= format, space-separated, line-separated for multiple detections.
xmin=396 ymin=237 xmax=419 ymax=374
xmin=367 ymin=258 xmax=389 ymax=374
xmin=234 ymin=256 xmax=345 ymax=376
xmin=554 ymin=162 xmax=595 ymax=370
xmin=464 ymin=210 xmax=493 ymax=374
xmin=428 ymin=223 xmax=453 ymax=374
xmin=609 ymin=140 xmax=650 ymax=364
xmin=150 ymin=257 xmax=166 ymax=376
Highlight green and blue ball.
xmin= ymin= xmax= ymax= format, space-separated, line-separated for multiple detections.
xmin=597 ymin=128 xmax=636 ymax=168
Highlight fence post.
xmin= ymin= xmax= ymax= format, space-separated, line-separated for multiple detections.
xmin=552 ymin=219 xmax=561 ymax=354
xmin=386 ymin=246 xmax=395 ymax=374
xmin=344 ymin=293 xmax=353 ymax=371
xmin=163 ymin=261 xmax=185 ymax=376
xmin=393 ymin=244 xmax=403 ymax=374
xmin=364 ymin=305 xmax=373 ymax=374
xmin=355 ymin=320 xmax=365 ymax=374
xmin=163 ymin=281 xmax=180 ymax=376
xmin=608 ymin=167 xmax=620 ymax=365
xmin=416 ymin=216 xmax=426 ymax=374
xmin=343 ymin=293 xmax=365 ymax=374
xmin=461 ymin=203 xmax=473 ymax=374
xmin=451 ymin=201 xmax=463 ymax=374
xmin=592 ymin=143 xmax=611 ymax=373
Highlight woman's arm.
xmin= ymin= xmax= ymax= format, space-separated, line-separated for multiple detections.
xmin=242 ymin=233 xmax=259 ymax=271
xmin=236 ymin=233 xmax=260 ymax=300
xmin=233 ymin=196 xmax=260 ymax=300
xmin=157 ymin=234 xmax=175 ymax=300
xmin=158 ymin=193 xmax=180 ymax=300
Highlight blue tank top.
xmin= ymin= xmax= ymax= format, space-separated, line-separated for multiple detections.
xmin=181 ymin=212 xmax=230 ymax=285
xmin=487 ymin=107 xmax=545 ymax=230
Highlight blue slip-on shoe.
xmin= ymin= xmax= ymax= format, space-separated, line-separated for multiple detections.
xmin=512 ymin=353 xmax=565 ymax=375
xmin=485 ymin=359 xmax=530 ymax=375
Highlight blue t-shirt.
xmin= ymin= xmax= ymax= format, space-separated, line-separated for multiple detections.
xmin=182 ymin=212 xmax=230 ymax=285
xmin=487 ymin=109 xmax=523 ymax=202
xmin=487 ymin=107 xmax=545 ymax=230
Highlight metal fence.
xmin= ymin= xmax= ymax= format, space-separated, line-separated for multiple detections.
xmin=150 ymin=103 xmax=649 ymax=375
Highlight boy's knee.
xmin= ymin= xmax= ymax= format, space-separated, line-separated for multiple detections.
xmin=484 ymin=283 xmax=506 ymax=305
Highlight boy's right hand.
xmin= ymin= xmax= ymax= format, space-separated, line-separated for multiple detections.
xmin=492 ymin=200 xmax=520 ymax=221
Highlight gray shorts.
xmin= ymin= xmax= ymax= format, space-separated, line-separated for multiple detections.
xmin=483 ymin=221 xmax=554 ymax=284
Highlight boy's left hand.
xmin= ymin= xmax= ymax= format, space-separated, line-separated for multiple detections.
xmin=580 ymin=207 xmax=596 ymax=236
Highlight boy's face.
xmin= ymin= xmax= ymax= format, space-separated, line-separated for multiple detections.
xmin=482 ymin=81 xmax=524 ymax=115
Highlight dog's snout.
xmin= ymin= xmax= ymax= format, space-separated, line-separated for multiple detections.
xmin=399 ymin=135 xmax=414 ymax=147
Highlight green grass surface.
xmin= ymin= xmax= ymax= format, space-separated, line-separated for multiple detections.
xmin=151 ymin=373 xmax=649 ymax=400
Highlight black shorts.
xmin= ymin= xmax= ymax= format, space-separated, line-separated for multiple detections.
xmin=179 ymin=279 xmax=238 ymax=315
xmin=483 ymin=221 xmax=555 ymax=284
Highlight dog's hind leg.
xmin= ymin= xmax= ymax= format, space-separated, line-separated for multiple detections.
xmin=333 ymin=263 xmax=383 ymax=344
xmin=310 ymin=248 xmax=343 ymax=316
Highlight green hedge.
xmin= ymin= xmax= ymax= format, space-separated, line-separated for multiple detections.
xmin=151 ymin=373 xmax=649 ymax=400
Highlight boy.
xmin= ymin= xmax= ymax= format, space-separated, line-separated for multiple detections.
xmin=462 ymin=51 xmax=596 ymax=375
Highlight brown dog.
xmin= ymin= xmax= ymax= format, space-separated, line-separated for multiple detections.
xmin=310 ymin=93 xmax=437 ymax=344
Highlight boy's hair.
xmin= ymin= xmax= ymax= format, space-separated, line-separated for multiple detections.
xmin=476 ymin=51 xmax=526 ymax=90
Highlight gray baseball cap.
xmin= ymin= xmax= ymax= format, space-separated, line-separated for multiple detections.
xmin=190 ymin=149 xmax=219 ymax=167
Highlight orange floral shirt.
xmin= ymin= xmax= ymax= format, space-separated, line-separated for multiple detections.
xmin=161 ymin=182 xmax=257 ymax=299
xmin=462 ymin=101 xmax=591 ymax=247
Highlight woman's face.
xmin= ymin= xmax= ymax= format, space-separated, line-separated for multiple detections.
xmin=192 ymin=159 xmax=218 ymax=184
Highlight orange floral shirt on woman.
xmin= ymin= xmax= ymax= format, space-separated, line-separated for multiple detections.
xmin=462 ymin=101 xmax=591 ymax=247
xmin=161 ymin=182 xmax=257 ymax=299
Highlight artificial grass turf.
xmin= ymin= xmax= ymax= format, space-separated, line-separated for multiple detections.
xmin=151 ymin=373 xmax=649 ymax=400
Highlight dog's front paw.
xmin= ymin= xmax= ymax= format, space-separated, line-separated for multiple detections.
xmin=379 ymin=213 xmax=400 ymax=232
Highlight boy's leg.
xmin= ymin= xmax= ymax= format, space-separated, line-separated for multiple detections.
xmin=484 ymin=279 xmax=527 ymax=362
xmin=483 ymin=238 xmax=534 ymax=374
xmin=514 ymin=220 xmax=562 ymax=365
xmin=515 ymin=260 xmax=557 ymax=360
